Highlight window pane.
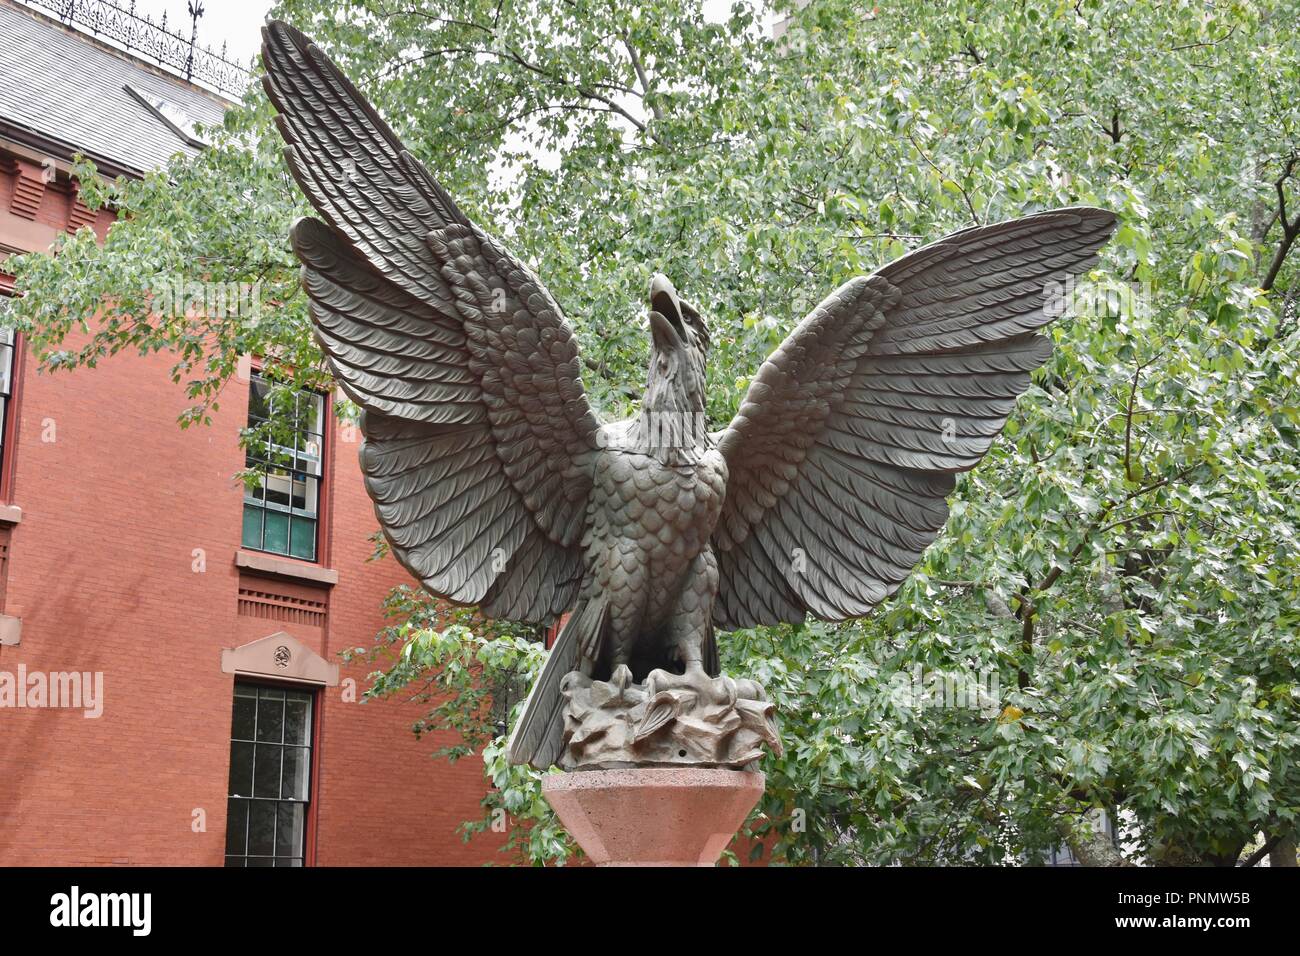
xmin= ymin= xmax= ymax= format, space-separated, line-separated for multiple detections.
xmin=247 ymin=800 xmax=276 ymax=856
xmin=284 ymin=698 xmax=309 ymax=746
xmin=243 ymin=469 xmax=265 ymax=505
xmin=228 ymin=742 xmax=254 ymax=797
xmin=276 ymin=802 xmax=304 ymax=856
xmin=225 ymin=799 xmax=248 ymax=855
xmin=241 ymin=505 xmax=263 ymax=550
xmin=264 ymin=469 xmax=292 ymax=508
xmin=289 ymin=516 xmax=316 ymax=560
xmin=230 ymin=695 xmax=256 ymax=741
xmin=262 ymin=510 xmax=289 ymax=554
xmin=249 ymin=377 xmax=270 ymax=420
xmin=296 ymin=475 xmax=318 ymax=516
xmin=281 ymin=747 xmax=309 ymax=801
xmin=298 ymin=439 xmax=321 ymax=477
xmin=256 ymin=694 xmax=284 ymax=742
xmin=253 ymin=745 xmax=283 ymax=798
xmin=303 ymin=391 xmax=322 ymax=436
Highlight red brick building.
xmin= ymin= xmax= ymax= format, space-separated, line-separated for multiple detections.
xmin=0 ymin=0 xmax=497 ymax=866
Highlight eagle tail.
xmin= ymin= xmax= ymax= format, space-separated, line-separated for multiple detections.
xmin=506 ymin=596 xmax=608 ymax=769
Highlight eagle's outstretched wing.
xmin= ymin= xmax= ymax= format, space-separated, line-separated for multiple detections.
xmin=712 ymin=208 xmax=1116 ymax=628
xmin=262 ymin=21 xmax=599 ymax=621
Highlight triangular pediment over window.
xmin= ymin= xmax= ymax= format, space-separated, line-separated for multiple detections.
xmin=220 ymin=632 xmax=339 ymax=686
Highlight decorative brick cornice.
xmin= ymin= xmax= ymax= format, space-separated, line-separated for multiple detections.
xmin=237 ymin=586 xmax=327 ymax=628
xmin=8 ymin=159 xmax=48 ymax=221
xmin=68 ymin=184 xmax=96 ymax=232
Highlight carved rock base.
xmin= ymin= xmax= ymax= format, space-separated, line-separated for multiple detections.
xmin=542 ymin=767 xmax=765 ymax=866
xmin=557 ymin=668 xmax=781 ymax=771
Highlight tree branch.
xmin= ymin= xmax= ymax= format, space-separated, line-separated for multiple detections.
xmin=1098 ymin=109 xmax=1122 ymax=144
xmin=622 ymin=33 xmax=662 ymax=121
xmin=1123 ymin=367 xmax=1140 ymax=481
xmin=1240 ymin=834 xmax=1282 ymax=867
xmin=1261 ymin=152 xmax=1300 ymax=292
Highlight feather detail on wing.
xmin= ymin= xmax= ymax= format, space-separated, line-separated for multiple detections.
xmin=713 ymin=208 xmax=1117 ymax=629
xmin=263 ymin=21 xmax=598 ymax=621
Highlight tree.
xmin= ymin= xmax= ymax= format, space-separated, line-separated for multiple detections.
xmin=8 ymin=0 xmax=1299 ymax=865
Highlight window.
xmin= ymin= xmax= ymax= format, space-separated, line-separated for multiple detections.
xmin=225 ymin=683 xmax=313 ymax=867
xmin=242 ymin=372 xmax=324 ymax=561
xmin=0 ymin=296 xmax=15 ymax=482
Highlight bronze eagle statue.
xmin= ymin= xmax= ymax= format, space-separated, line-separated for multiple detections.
xmin=262 ymin=21 xmax=1116 ymax=771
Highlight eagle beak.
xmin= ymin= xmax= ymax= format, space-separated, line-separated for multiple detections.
xmin=649 ymin=273 xmax=686 ymax=351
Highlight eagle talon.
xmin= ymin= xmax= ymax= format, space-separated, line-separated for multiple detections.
xmin=642 ymin=663 xmax=739 ymax=708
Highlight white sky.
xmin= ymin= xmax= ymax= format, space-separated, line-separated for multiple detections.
xmin=127 ymin=0 xmax=275 ymax=68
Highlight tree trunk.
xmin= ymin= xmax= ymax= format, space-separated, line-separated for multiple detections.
xmin=1147 ymin=840 xmax=1206 ymax=866
xmin=1061 ymin=809 xmax=1129 ymax=866
xmin=1269 ymin=832 xmax=1297 ymax=868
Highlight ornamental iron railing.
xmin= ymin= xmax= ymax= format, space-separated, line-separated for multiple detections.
xmin=20 ymin=0 xmax=250 ymax=97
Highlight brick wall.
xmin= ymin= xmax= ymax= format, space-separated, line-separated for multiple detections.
xmin=0 ymin=154 xmax=502 ymax=866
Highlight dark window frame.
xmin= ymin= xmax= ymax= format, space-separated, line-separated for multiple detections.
xmin=0 ymin=291 xmax=22 ymax=502
xmin=225 ymin=680 xmax=316 ymax=867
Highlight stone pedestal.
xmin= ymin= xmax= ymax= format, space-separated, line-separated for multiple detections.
xmin=541 ymin=767 xmax=764 ymax=866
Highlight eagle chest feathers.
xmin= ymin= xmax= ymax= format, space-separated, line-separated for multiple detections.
xmin=586 ymin=447 xmax=728 ymax=599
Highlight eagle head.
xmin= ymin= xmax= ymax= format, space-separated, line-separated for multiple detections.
xmin=649 ymin=273 xmax=709 ymax=357
xmin=642 ymin=273 xmax=709 ymax=453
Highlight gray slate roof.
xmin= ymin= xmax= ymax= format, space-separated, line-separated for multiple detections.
xmin=0 ymin=0 xmax=230 ymax=176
